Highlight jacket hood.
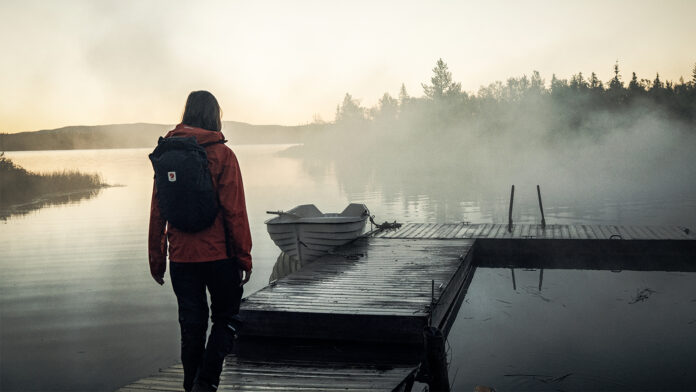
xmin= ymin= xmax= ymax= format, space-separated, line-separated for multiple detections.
xmin=166 ymin=123 xmax=226 ymax=145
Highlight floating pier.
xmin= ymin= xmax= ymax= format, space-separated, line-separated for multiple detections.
xmin=376 ymin=223 xmax=696 ymax=272
xmin=241 ymin=238 xmax=475 ymax=343
xmin=372 ymin=222 xmax=694 ymax=241
xmin=119 ymin=223 xmax=695 ymax=392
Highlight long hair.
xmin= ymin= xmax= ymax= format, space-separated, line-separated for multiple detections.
xmin=181 ymin=90 xmax=222 ymax=132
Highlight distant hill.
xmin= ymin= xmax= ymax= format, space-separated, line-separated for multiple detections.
xmin=0 ymin=121 xmax=325 ymax=151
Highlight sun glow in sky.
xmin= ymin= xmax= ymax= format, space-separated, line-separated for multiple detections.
xmin=1 ymin=0 xmax=694 ymax=132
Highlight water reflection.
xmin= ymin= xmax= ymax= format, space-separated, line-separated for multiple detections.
xmin=509 ymin=268 xmax=544 ymax=292
xmin=292 ymin=141 xmax=696 ymax=226
xmin=269 ymin=252 xmax=305 ymax=283
xmin=0 ymin=188 xmax=104 ymax=220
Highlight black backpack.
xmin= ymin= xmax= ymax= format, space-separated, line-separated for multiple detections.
xmin=148 ymin=136 xmax=226 ymax=232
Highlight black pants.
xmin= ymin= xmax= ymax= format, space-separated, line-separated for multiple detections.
xmin=170 ymin=259 xmax=243 ymax=391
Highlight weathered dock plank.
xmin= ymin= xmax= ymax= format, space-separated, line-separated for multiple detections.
xmin=406 ymin=223 xmax=430 ymax=238
xmin=240 ymin=238 xmax=475 ymax=344
xmin=221 ymin=357 xmax=417 ymax=391
xmin=439 ymin=224 xmax=455 ymax=238
xmin=491 ymin=223 xmax=506 ymax=238
xmin=447 ymin=224 xmax=461 ymax=238
xmin=455 ymin=223 xmax=475 ymax=238
xmin=417 ymin=223 xmax=438 ymax=238
xmin=118 ymin=358 xmax=418 ymax=392
xmin=396 ymin=223 xmax=420 ymax=238
xmin=374 ymin=223 xmax=694 ymax=240
xmin=379 ymin=223 xmax=414 ymax=238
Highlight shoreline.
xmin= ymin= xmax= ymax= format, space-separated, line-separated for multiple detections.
xmin=0 ymin=153 xmax=113 ymax=220
xmin=0 ymin=185 xmax=115 ymax=220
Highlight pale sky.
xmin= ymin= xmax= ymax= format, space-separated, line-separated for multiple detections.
xmin=1 ymin=0 xmax=694 ymax=132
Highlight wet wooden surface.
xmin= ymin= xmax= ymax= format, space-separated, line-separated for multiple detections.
xmin=118 ymin=358 xmax=418 ymax=392
xmin=240 ymin=238 xmax=475 ymax=343
xmin=372 ymin=223 xmax=695 ymax=240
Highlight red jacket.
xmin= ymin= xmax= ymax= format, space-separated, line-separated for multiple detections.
xmin=148 ymin=124 xmax=253 ymax=277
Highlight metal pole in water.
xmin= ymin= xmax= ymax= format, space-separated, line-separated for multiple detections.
xmin=537 ymin=185 xmax=546 ymax=229
xmin=538 ymin=268 xmax=544 ymax=291
xmin=511 ymin=268 xmax=516 ymax=291
xmin=508 ymin=185 xmax=515 ymax=233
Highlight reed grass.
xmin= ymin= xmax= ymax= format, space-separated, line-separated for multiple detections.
xmin=0 ymin=152 xmax=105 ymax=207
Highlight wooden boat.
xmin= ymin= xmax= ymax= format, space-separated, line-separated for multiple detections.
xmin=265 ymin=203 xmax=369 ymax=262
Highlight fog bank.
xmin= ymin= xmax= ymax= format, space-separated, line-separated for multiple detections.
xmin=289 ymin=61 xmax=696 ymax=225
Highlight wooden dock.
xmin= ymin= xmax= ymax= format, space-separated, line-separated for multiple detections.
xmin=119 ymin=357 xmax=419 ymax=392
xmin=240 ymin=238 xmax=475 ymax=343
xmin=372 ymin=222 xmax=694 ymax=240
xmin=120 ymin=223 xmax=695 ymax=391
xmin=375 ymin=223 xmax=696 ymax=272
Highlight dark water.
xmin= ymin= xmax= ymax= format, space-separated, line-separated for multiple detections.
xmin=450 ymin=268 xmax=696 ymax=391
xmin=1 ymin=146 xmax=695 ymax=391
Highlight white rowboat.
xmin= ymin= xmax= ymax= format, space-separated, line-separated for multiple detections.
xmin=265 ymin=203 xmax=369 ymax=263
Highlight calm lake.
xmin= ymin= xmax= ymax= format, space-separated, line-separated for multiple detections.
xmin=1 ymin=145 xmax=695 ymax=391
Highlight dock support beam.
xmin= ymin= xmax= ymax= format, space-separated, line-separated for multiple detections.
xmin=423 ymin=327 xmax=450 ymax=392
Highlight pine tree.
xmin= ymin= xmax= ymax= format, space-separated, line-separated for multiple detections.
xmin=628 ymin=72 xmax=641 ymax=91
xmin=570 ymin=72 xmax=588 ymax=90
xmin=609 ymin=61 xmax=623 ymax=90
xmin=692 ymin=63 xmax=696 ymax=85
xmin=529 ymin=70 xmax=545 ymax=94
xmin=550 ymin=74 xmax=558 ymax=92
xmin=422 ymin=58 xmax=462 ymax=99
xmin=589 ymin=72 xmax=604 ymax=90
xmin=665 ymin=80 xmax=674 ymax=92
xmin=675 ymin=76 xmax=688 ymax=95
xmin=652 ymin=73 xmax=664 ymax=90
xmin=398 ymin=83 xmax=410 ymax=106
xmin=375 ymin=93 xmax=398 ymax=121
xmin=336 ymin=93 xmax=365 ymax=123
xmin=550 ymin=74 xmax=569 ymax=95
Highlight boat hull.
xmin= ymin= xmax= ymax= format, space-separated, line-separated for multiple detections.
xmin=266 ymin=204 xmax=369 ymax=263
xmin=267 ymin=219 xmax=367 ymax=262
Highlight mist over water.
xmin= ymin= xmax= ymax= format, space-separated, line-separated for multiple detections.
xmin=1 ymin=109 xmax=695 ymax=392
xmin=292 ymin=101 xmax=696 ymax=227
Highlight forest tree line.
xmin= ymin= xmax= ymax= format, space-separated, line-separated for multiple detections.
xmin=331 ymin=59 xmax=696 ymax=136
xmin=291 ymin=59 xmax=696 ymax=203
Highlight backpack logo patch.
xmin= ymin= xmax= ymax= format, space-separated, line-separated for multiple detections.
xmin=168 ymin=172 xmax=176 ymax=182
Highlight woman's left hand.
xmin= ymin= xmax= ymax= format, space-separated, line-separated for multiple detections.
xmin=239 ymin=269 xmax=251 ymax=286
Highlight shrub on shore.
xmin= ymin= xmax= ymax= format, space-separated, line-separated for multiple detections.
xmin=0 ymin=152 xmax=105 ymax=207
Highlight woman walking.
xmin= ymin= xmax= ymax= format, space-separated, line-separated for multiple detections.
xmin=148 ymin=90 xmax=252 ymax=392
